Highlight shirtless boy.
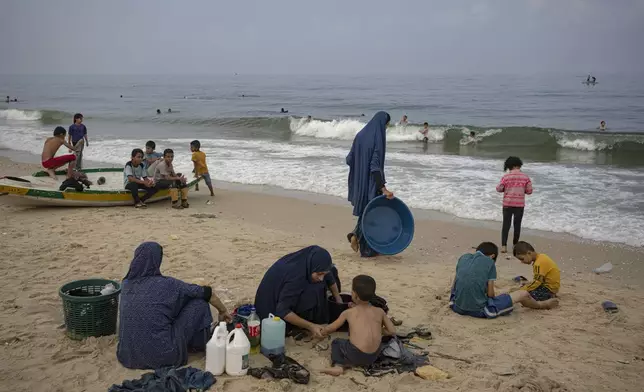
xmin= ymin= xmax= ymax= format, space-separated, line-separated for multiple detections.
xmin=322 ymin=275 xmax=396 ymax=376
xmin=41 ymin=126 xmax=78 ymax=179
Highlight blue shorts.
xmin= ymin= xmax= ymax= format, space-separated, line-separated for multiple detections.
xmin=201 ymin=173 xmax=213 ymax=187
xmin=450 ymin=294 xmax=514 ymax=319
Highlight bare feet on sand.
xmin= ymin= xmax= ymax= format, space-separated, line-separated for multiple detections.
xmin=540 ymin=298 xmax=560 ymax=309
xmin=322 ymin=366 xmax=344 ymax=376
xmin=350 ymin=235 xmax=359 ymax=253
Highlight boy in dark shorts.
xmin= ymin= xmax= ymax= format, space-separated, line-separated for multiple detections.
xmin=513 ymin=241 xmax=560 ymax=301
xmin=123 ymin=148 xmax=158 ymax=208
xmin=449 ymin=242 xmax=558 ymax=319
xmin=321 ymin=275 xmax=396 ymax=376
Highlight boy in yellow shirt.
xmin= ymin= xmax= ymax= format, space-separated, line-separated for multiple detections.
xmin=513 ymin=241 xmax=560 ymax=301
xmin=190 ymin=140 xmax=214 ymax=196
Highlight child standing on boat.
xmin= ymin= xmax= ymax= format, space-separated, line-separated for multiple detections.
xmin=68 ymin=113 xmax=88 ymax=170
xmin=496 ymin=156 xmax=532 ymax=254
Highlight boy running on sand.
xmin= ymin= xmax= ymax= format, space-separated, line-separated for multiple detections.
xmin=41 ymin=126 xmax=78 ymax=179
xmin=513 ymin=241 xmax=560 ymax=301
xmin=190 ymin=140 xmax=214 ymax=196
xmin=322 ymin=275 xmax=396 ymax=376
xmin=496 ymin=156 xmax=533 ymax=254
xmin=449 ymin=242 xmax=558 ymax=319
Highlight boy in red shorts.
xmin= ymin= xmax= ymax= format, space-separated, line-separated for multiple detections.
xmin=41 ymin=126 xmax=78 ymax=179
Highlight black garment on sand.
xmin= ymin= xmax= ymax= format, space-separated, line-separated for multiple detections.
xmin=331 ymin=338 xmax=380 ymax=367
xmin=108 ymin=366 xmax=215 ymax=392
xmin=248 ymin=354 xmax=310 ymax=384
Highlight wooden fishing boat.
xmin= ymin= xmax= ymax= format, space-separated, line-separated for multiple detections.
xmin=0 ymin=168 xmax=201 ymax=207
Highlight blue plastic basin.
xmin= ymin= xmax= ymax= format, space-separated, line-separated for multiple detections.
xmin=361 ymin=196 xmax=414 ymax=255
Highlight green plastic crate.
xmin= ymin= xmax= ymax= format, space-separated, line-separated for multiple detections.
xmin=59 ymin=279 xmax=121 ymax=340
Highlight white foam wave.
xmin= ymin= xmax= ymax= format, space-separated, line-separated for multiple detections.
xmin=289 ymin=117 xmax=445 ymax=142
xmin=0 ymin=109 xmax=42 ymax=121
xmin=556 ymin=136 xmax=609 ymax=151
xmin=1 ymin=124 xmax=643 ymax=247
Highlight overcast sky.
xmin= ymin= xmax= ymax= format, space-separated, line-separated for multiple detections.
xmin=1 ymin=0 xmax=643 ymax=75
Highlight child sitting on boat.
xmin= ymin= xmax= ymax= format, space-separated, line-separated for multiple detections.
xmin=124 ymin=148 xmax=158 ymax=208
xmin=144 ymin=140 xmax=163 ymax=176
xmin=41 ymin=126 xmax=79 ymax=180
xmin=154 ymin=148 xmax=189 ymax=209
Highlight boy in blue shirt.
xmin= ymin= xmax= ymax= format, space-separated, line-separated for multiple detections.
xmin=449 ymin=242 xmax=558 ymax=319
xmin=68 ymin=113 xmax=88 ymax=170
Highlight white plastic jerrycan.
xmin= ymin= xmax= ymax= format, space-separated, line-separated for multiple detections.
xmin=261 ymin=313 xmax=286 ymax=356
xmin=205 ymin=322 xmax=227 ymax=376
xmin=226 ymin=323 xmax=250 ymax=376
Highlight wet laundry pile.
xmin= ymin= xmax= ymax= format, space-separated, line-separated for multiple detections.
xmin=248 ymin=354 xmax=311 ymax=384
xmin=108 ymin=366 xmax=215 ymax=392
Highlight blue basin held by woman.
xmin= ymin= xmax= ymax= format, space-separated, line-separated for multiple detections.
xmin=360 ymin=195 xmax=414 ymax=255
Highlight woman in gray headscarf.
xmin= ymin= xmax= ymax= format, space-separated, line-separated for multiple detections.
xmin=117 ymin=242 xmax=232 ymax=369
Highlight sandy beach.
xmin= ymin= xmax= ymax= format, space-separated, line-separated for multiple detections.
xmin=1 ymin=156 xmax=644 ymax=392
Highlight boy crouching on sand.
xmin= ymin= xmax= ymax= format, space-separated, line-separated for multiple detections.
xmin=154 ymin=148 xmax=189 ymax=209
xmin=321 ymin=275 xmax=396 ymax=376
xmin=449 ymin=242 xmax=558 ymax=319
xmin=513 ymin=241 xmax=560 ymax=301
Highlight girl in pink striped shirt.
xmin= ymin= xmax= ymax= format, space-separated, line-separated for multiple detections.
xmin=496 ymin=156 xmax=533 ymax=253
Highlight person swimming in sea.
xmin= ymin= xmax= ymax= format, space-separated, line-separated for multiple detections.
xmin=599 ymin=121 xmax=606 ymax=131
xmin=168 ymin=108 xmax=172 ymax=113
xmin=156 ymin=109 xmax=161 ymax=114
xmin=281 ymin=108 xmax=289 ymax=114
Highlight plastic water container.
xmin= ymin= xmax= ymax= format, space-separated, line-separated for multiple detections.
xmin=226 ymin=324 xmax=250 ymax=376
xmin=205 ymin=322 xmax=227 ymax=376
xmin=261 ymin=313 xmax=286 ymax=356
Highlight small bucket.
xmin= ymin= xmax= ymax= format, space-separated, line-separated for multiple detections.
xmin=327 ymin=293 xmax=352 ymax=332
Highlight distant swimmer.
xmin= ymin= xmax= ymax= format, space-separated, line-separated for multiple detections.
xmin=361 ymin=114 xmax=365 ymax=117
xmin=156 ymin=109 xmax=161 ymax=114
xmin=468 ymin=131 xmax=477 ymax=143
xmin=120 ymin=95 xmax=123 ymax=98
xmin=418 ymin=122 xmax=430 ymax=143
xmin=306 ymin=115 xmax=312 ymax=122
xmin=400 ymin=115 xmax=408 ymax=126
xmin=280 ymin=108 xmax=289 ymax=114
xmin=599 ymin=120 xmax=606 ymax=131
xmin=168 ymin=108 xmax=172 ymax=113
xmin=5 ymin=96 xmax=9 ymax=103
xmin=592 ymin=76 xmax=596 ymax=83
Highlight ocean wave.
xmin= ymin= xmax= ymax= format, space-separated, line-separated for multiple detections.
xmin=0 ymin=109 xmax=72 ymax=124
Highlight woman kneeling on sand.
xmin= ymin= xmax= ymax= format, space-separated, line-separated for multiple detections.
xmin=346 ymin=111 xmax=395 ymax=257
xmin=254 ymin=246 xmax=343 ymax=338
xmin=117 ymin=242 xmax=232 ymax=369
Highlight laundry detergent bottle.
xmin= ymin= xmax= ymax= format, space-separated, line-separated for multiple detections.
xmin=205 ymin=322 xmax=227 ymax=376
xmin=225 ymin=323 xmax=250 ymax=376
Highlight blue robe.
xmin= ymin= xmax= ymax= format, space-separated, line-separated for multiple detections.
xmin=346 ymin=111 xmax=389 ymax=217
xmin=254 ymin=246 xmax=338 ymax=328
xmin=117 ymin=242 xmax=213 ymax=369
